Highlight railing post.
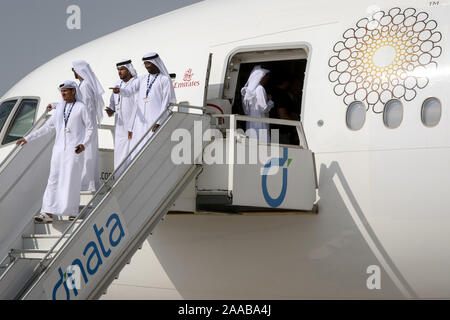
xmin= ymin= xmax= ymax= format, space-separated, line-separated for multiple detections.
xmin=228 ymin=115 xmax=235 ymax=193
xmin=297 ymin=122 xmax=309 ymax=150
xmin=211 ymin=114 xmax=310 ymax=150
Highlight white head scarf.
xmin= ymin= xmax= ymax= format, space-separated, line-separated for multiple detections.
xmin=58 ymin=80 xmax=83 ymax=102
xmin=116 ymin=59 xmax=137 ymax=78
xmin=142 ymin=52 xmax=176 ymax=104
xmin=72 ymin=60 xmax=105 ymax=122
xmin=241 ymin=65 xmax=270 ymax=105
xmin=142 ymin=52 xmax=170 ymax=77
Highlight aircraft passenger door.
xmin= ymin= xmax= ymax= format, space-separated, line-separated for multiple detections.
xmin=203 ymin=53 xmax=213 ymax=106
xmin=171 ymin=52 xmax=213 ymax=107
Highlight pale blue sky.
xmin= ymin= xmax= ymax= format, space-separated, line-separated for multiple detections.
xmin=0 ymin=0 xmax=203 ymax=96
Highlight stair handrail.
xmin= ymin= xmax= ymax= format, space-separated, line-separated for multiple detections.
xmin=211 ymin=114 xmax=309 ymax=149
xmin=0 ymin=109 xmax=50 ymax=173
xmin=29 ymin=104 xmax=205 ymax=279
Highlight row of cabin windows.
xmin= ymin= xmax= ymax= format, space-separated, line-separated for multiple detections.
xmin=0 ymin=99 xmax=38 ymax=145
xmin=346 ymin=98 xmax=442 ymax=130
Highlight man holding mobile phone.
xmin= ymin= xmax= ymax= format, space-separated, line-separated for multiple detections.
xmin=16 ymin=81 xmax=94 ymax=223
xmin=107 ymin=59 xmax=138 ymax=177
xmin=109 ymin=52 xmax=176 ymax=162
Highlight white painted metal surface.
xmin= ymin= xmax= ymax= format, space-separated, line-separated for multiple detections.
xmin=1 ymin=0 xmax=450 ymax=299
xmin=0 ymin=109 xmax=210 ymax=300
xmin=197 ymin=114 xmax=316 ymax=210
xmin=0 ymin=112 xmax=54 ymax=264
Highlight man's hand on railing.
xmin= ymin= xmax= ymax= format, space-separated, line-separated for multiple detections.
xmin=152 ymin=124 xmax=160 ymax=132
xmin=46 ymin=104 xmax=53 ymax=112
xmin=16 ymin=138 xmax=27 ymax=146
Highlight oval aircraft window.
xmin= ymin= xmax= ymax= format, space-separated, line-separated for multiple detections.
xmin=383 ymin=99 xmax=403 ymax=129
xmin=421 ymin=97 xmax=441 ymax=127
xmin=346 ymin=101 xmax=366 ymax=130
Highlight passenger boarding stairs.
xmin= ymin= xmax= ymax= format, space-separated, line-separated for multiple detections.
xmin=0 ymin=104 xmax=209 ymax=300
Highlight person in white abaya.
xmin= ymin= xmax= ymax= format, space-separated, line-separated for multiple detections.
xmin=72 ymin=60 xmax=104 ymax=191
xmin=110 ymin=52 xmax=176 ymax=161
xmin=106 ymin=59 xmax=138 ymax=177
xmin=241 ymin=65 xmax=274 ymax=143
xmin=16 ymin=81 xmax=94 ymax=223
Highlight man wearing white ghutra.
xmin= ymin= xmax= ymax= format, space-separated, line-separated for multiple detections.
xmin=106 ymin=59 xmax=138 ymax=176
xmin=110 ymin=52 xmax=176 ymax=160
xmin=72 ymin=60 xmax=104 ymax=192
xmin=16 ymin=81 xmax=94 ymax=223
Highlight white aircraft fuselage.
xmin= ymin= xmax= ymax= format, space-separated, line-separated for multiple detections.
xmin=1 ymin=0 xmax=449 ymax=299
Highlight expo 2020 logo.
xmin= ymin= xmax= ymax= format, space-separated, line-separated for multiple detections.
xmin=328 ymin=7 xmax=442 ymax=113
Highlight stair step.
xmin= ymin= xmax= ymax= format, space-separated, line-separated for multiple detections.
xmin=80 ymin=191 xmax=95 ymax=206
xmin=99 ymin=124 xmax=114 ymax=131
xmin=22 ymin=234 xmax=70 ymax=238
xmin=10 ymin=249 xmax=50 ymax=260
xmin=22 ymin=234 xmax=70 ymax=251
xmin=34 ymin=220 xmax=81 ymax=235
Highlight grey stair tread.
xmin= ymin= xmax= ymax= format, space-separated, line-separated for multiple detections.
xmin=11 ymin=249 xmax=48 ymax=254
xmin=13 ymin=257 xmax=49 ymax=261
xmin=99 ymin=124 xmax=114 ymax=130
xmin=22 ymin=235 xmax=68 ymax=251
xmin=80 ymin=191 xmax=96 ymax=195
xmin=33 ymin=220 xmax=81 ymax=235
xmin=33 ymin=218 xmax=82 ymax=223
xmin=80 ymin=198 xmax=94 ymax=204
xmin=10 ymin=249 xmax=52 ymax=260
xmin=22 ymin=234 xmax=70 ymax=239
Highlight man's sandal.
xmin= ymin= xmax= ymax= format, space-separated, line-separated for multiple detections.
xmin=34 ymin=213 xmax=53 ymax=223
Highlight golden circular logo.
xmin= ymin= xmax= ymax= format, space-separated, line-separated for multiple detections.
xmin=328 ymin=7 xmax=442 ymax=113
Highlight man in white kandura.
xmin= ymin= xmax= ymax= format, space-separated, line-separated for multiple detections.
xmin=72 ymin=60 xmax=104 ymax=191
xmin=106 ymin=59 xmax=138 ymax=177
xmin=110 ymin=52 xmax=176 ymax=160
xmin=241 ymin=65 xmax=274 ymax=143
xmin=16 ymin=81 xmax=94 ymax=223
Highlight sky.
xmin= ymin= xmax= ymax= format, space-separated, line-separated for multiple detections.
xmin=0 ymin=0 xmax=203 ymax=96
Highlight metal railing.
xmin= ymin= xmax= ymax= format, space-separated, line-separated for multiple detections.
xmin=0 ymin=110 xmax=50 ymax=173
xmin=211 ymin=114 xmax=309 ymax=150
xmin=0 ymin=110 xmax=51 ymax=273
xmin=15 ymin=103 xmax=206 ymax=299
xmin=8 ymin=107 xmax=310 ymax=298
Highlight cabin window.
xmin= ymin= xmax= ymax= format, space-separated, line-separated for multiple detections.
xmin=3 ymin=99 xmax=38 ymax=145
xmin=383 ymin=99 xmax=403 ymax=129
xmin=0 ymin=100 xmax=18 ymax=134
xmin=346 ymin=101 xmax=366 ymax=130
xmin=421 ymin=97 xmax=441 ymax=127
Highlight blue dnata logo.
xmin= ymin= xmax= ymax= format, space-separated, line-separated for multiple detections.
xmin=52 ymin=213 xmax=125 ymax=300
xmin=262 ymin=147 xmax=291 ymax=208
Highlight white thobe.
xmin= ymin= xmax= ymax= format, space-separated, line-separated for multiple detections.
xmin=120 ymin=73 xmax=172 ymax=159
xmin=110 ymin=78 xmax=138 ymax=176
xmin=25 ymin=101 xmax=93 ymax=216
xmin=242 ymin=85 xmax=274 ymax=143
xmin=78 ymin=81 xmax=100 ymax=191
